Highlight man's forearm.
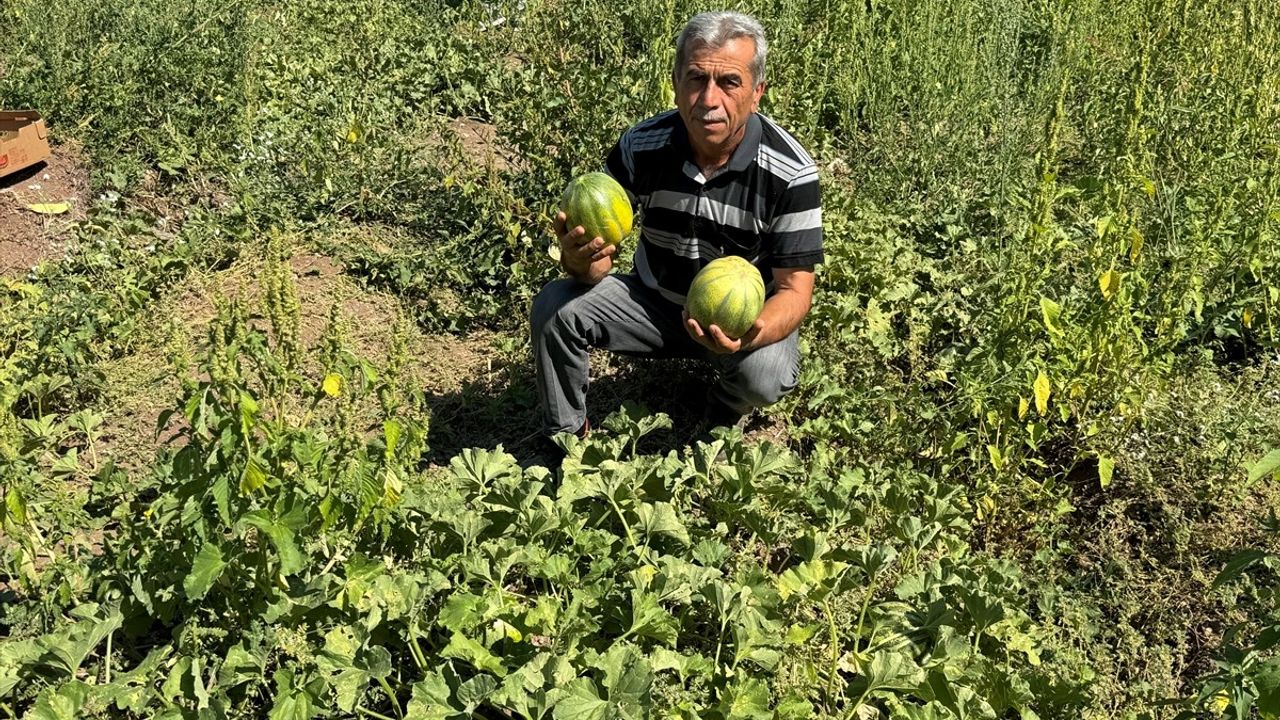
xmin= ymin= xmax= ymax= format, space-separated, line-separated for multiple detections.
xmin=744 ymin=288 xmax=810 ymax=350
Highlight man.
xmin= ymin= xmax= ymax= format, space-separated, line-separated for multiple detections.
xmin=530 ymin=10 xmax=822 ymax=447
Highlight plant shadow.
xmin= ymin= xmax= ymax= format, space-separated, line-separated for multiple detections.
xmin=420 ymin=355 xmax=716 ymax=468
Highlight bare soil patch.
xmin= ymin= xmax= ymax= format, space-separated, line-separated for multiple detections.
xmin=408 ymin=116 xmax=524 ymax=176
xmin=97 ymin=245 xmax=502 ymax=471
xmin=0 ymin=142 xmax=91 ymax=276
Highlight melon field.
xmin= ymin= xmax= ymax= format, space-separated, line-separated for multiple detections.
xmin=2 ymin=0 xmax=1280 ymax=717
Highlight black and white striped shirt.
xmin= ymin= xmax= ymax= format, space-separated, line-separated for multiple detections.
xmin=604 ymin=109 xmax=823 ymax=304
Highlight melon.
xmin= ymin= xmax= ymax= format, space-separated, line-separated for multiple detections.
xmin=686 ymin=256 xmax=766 ymax=340
xmin=559 ymin=172 xmax=633 ymax=248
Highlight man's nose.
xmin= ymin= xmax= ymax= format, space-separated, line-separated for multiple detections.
xmin=697 ymin=82 xmax=721 ymax=108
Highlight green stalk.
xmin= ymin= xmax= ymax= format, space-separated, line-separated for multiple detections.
xmin=376 ymin=676 xmax=403 ymax=720
xmin=605 ymin=496 xmax=637 ymax=547
xmin=823 ymin=599 xmax=840 ymax=713
xmin=356 ymin=706 xmax=397 ymax=720
xmin=104 ymin=630 xmax=113 ymax=684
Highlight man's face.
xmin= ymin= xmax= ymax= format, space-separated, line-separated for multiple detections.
xmin=675 ymin=37 xmax=765 ymax=161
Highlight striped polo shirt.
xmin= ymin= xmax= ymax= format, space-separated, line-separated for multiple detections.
xmin=603 ymin=109 xmax=823 ymax=304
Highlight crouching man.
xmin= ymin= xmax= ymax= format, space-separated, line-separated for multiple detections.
xmin=531 ymin=10 xmax=823 ymax=448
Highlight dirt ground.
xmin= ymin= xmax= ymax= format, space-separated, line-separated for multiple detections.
xmin=0 ymin=142 xmax=91 ymax=277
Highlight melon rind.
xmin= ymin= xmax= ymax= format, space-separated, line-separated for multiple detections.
xmin=559 ymin=172 xmax=633 ymax=248
xmin=686 ymin=256 xmax=766 ymax=339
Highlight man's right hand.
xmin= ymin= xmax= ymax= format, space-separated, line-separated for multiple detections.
xmin=556 ymin=211 xmax=616 ymax=284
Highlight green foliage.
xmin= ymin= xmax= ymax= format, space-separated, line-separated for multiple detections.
xmin=1 ymin=0 xmax=1278 ymax=717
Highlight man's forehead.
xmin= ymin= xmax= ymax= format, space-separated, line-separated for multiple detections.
xmin=684 ymin=37 xmax=756 ymax=65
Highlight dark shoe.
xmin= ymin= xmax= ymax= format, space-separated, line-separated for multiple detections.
xmin=692 ymin=394 xmax=748 ymax=449
xmin=696 ymin=394 xmax=746 ymax=432
xmin=528 ymin=419 xmax=590 ymax=469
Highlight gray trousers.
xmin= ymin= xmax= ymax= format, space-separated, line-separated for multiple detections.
xmin=530 ymin=273 xmax=800 ymax=435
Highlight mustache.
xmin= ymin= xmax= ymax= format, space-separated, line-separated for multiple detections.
xmin=694 ymin=112 xmax=727 ymax=122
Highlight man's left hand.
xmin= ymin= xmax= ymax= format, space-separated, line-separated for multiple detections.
xmin=683 ymin=311 xmax=764 ymax=354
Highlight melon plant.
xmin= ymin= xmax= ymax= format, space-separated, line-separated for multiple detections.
xmin=559 ymin=171 xmax=633 ymax=247
xmin=686 ymin=255 xmax=766 ymax=339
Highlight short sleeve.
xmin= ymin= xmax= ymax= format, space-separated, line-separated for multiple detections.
xmin=603 ymin=131 xmax=639 ymax=206
xmin=767 ymin=167 xmax=823 ymax=268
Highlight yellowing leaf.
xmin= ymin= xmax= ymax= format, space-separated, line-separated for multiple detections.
xmin=1097 ymin=455 xmax=1115 ymax=488
xmin=1099 ymin=269 xmax=1121 ymax=300
xmin=1094 ymin=215 xmax=1112 ymax=239
xmin=1244 ymin=309 xmax=1255 ymax=328
xmin=1034 ymin=371 xmax=1051 ymax=416
xmin=345 ymin=124 xmax=360 ymax=143
xmin=987 ymin=445 xmax=1004 ymax=471
xmin=322 ymin=373 xmax=343 ymax=397
xmin=26 ymin=202 xmax=70 ymax=215
xmin=1129 ymin=228 xmax=1144 ymax=263
xmin=1017 ymin=397 xmax=1029 ymax=420
xmin=1039 ymin=297 xmax=1064 ymax=337
xmin=241 ymin=458 xmax=267 ymax=495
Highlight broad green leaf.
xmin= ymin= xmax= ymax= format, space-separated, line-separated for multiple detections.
xmin=634 ymin=502 xmax=689 ymax=546
xmin=209 ymin=475 xmax=231 ymax=527
xmin=599 ymin=643 xmax=653 ymax=701
xmin=406 ymin=672 xmax=456 ymax=720
xmin=184 ymin=543 xmax=226 ymax=600
xmin=776 ymin=560 xmax=848 ymax=601
xmin=717 ymin=678 xmax=770 ymax=720
xmin=456 ymin=674 xmax=499 ymax=711
xmin=1033 ymin=371 xmax=1051 ymax=416
xmin=552 ymin=679 xmax=609 ymax=720
xmin=241 ymin=512 xmax=305 ymax=576
xmin=1097 ymin=456 xmax=1115 ymax=489
xmin=26 ymin=201 xmax=71 ymax=215
xmin=269 ymin=669 xmax=317 ymax=720
xmin=450 ymin=447 xmax=522 ymax=492
xmin=35 ymin=605 xmax=123 ymax=677
xmin=442 ymin=632 xmax=507 ymax=677
xmin=219 ymin=643 xmax=266 ymax=688
xmin=1212 ymin=549 xmax=1266 ymax=589
xmin=27 ymin=681 xmax=91 ymax=720
xmin=1254 ymin=663 xmax=1280 ymax=718
xmin=649 ymin=648 xmax=713 ymax=682
xmin=784 ymin=624 xmax=820 ymax=645
xmin=1249 ymin=449 xmax=1280 ymax=483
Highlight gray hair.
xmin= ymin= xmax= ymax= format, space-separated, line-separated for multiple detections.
xmin=674 ymin=11 xmax=768 ymax=86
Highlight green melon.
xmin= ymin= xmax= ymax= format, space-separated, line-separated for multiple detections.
xmin=559 ymin=172 xmax=633 ymax=248
xmin=686 ymin=256 xmax=766 ymax=340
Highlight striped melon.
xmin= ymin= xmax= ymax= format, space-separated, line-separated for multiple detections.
xmin=559 ymin=172 xmax=632 ymax=248
xmin=686 ymin=256 xmax=766 ymax=340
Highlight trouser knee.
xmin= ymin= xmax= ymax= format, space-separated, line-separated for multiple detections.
xmin=531 ymin=279 xmax=581 ymax=339
xmin=718 ymin=342 xmax=800 ymax=411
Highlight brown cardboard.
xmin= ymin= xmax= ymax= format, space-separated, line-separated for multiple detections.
xmin=0 ymin=111 xmax=52 ymax=179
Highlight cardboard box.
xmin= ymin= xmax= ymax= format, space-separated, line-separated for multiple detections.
xmin=0 ymin=111 xmax=52 ymax=179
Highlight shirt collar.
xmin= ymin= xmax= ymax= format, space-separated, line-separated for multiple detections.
xmin=727 ymin=113 xmax=762 ymax=173
xmin=673 ymin=112 xmax=761 ymax=175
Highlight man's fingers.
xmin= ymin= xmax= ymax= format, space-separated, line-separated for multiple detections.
xmin=589 ymin=244 xmax=617 ymax=262
xmin=685 ymin=316 xmax=704 ymax=338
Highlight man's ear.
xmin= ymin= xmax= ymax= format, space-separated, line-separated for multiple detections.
xmin=752 ymin=82 xmax=767 ymax=112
